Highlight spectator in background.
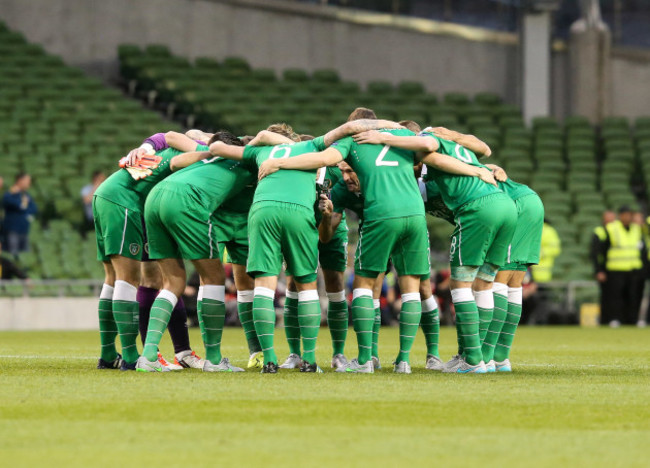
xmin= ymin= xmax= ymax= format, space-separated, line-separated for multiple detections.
xmin=81 ymin=171 xmax=106 ymax=230
xmin=0 ymin=176 xmax=5 ymax=235
xmin=591 ymin=210 xmax=617 ymax=322
xmin=2 ymin=173 xmax=37 ymax=257
xmin=597 ymin=206 xmax=644 ymax=327
xmin=531 ymin=218 xmax=561 ymax=283
xmin=0 ymin=241 xmax=28 ymax=280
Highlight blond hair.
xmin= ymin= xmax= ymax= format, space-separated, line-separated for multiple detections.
xmin=266 ymin=123 xmax=300 ymax=142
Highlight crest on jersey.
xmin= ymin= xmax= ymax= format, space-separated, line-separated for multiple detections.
xmin=129 ymin=243 xmax=141 ymax=255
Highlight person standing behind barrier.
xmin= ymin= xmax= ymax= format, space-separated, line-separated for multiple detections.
xmin=2 ymin=173 xmax=37 ymax=257
xmin=531 ymin=219 xmax=561 ymax=283
xmin=591 ymin=210 xmax=616 ymax=323
xmin=598 ymin=206 xmax=644 ymax=327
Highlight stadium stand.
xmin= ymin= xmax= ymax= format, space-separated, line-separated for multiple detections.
xmin=0 ymin=22 xmax=182 ymax=290
xmin=1 ymin=15 xmax=648 ymax=288
xmin=118 ymin=44 xmax=645 ymax=281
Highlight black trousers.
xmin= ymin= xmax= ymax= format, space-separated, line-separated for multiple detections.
xmin=602 ymin=270 xmax=642 ymax=325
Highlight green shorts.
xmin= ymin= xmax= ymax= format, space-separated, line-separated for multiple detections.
xmin=318 ymin=222 xmax=348 ymax=273
xmin=502 ymin=193 xmax=544 ymax=270
xmin=450 ymin=193 xmax=517 ymax=268
xmin=93 ymin=196 xmax=144 ymax=262
xmin=214 ymin=210 xmax=249 ymax=266
xmin=247 ymin=201 xmax=318 ymax=282
xmin=144 ymin=186 xmax=219 ymax=260
xmin=355 ymin=215 xmax=430 ymax=278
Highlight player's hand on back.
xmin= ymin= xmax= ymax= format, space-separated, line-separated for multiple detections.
xmin=353 ymin=130 xmax=385 ymax=145
xmin=318 ymin=194 xmax=333 ymax=216
xmin=258 ymin=159 xmax=281 ymax=181
xmin=476 ymin=167 xmax=497 ymax=186
xmin=490 ymin=165 xmax=508 ymax=182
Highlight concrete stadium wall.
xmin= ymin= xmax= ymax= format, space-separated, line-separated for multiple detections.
xmin=1 ymin=0 xmax=649 ymax=119
xmin=0 ymin=0 xmax=519 ymax=103
xmin=0 ymin=298 xmax=98 ymax=330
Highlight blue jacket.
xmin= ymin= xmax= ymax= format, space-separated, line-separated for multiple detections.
xmin=2 ymin=191 xmax=37 ymax=235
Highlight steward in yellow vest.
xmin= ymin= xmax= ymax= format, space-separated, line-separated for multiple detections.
xmin=598 ymin=206 xmax=645 ymax=326
xmin=531 ymin=220 xmax=561 ymax=283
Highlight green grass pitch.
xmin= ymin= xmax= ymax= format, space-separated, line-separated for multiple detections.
xmin=1 ymin=326 xmax=648 ymax=467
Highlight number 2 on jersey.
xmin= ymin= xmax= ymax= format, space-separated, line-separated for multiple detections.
xmin=375 ymin=145 xmax=398 ymax=167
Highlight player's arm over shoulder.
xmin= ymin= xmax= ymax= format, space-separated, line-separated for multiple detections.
xmin=209 ymin=141 xmax=246 ymax=160
xmin=170 ymin=151 xmax=212 ymax=171
xmin=323 ymin=119 xmax=402 ymax=146
xmin=165 ymin=131 xmax=204 ymax=153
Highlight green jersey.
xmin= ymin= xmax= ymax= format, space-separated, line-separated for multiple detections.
xmin=331 ymin=179 xmax=365 ymax=220
xmin=159 ymin=147 xmax=255 ymax=213
xmin=94 ymin=146 xmax=181 ymax=211
xmin=420 ymin=131 xmax=502 ymax=212
xmin=222 ymin=183 xmax=256 ymax=214
xmin=330 ymin=129 xmax=424 ymax=221
xmin=498 ymin=178 xmax=537 ymax=201
xmin=315 ymin=165 xmax=345 ymax=226
xmin=420 ymin=178 xmax=454 ymax=225
xmin=242 ymin=137 xmax=328 ymax=210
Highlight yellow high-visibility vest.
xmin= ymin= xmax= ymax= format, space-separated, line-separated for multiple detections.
xmin=605 ymin=220 xmax=642 ymax=271
xmin=531 ymin=223 xmax=561 ymax=283
xmin=594 ymin=226 xmax=607 ymax=241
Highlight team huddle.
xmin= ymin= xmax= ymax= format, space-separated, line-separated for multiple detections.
xmin=92 ymin=106 xmax=544 ymax=374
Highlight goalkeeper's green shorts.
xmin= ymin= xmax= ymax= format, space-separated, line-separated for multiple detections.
xmin=92 ymin=196 xmax=144 ymax=262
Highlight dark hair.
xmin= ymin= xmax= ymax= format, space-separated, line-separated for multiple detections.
xmin=347 ymin=107 xmax=377 ymax=121
xmin=91 ymin=170 xmax=104 ymax=179
xmin=15 ymin=172 xmax=28 ymax=182
xmin=209 ymin=130 xmax=244 ymax=147
xmin=299 ymin=134 xmax=314 ymax=141
xmin=399 ymin=120 xmax=421 ymax=133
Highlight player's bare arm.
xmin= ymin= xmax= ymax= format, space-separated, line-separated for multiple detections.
xmin=429 ymin=126 xmax=492 ymax=157
xmin=248 ymin=130 xmax=295 ymax=147
xmin=209 ymin=141 xmax=246 ymax=160
xmin=185 ymin=129 xmax=214 ymax=142
xmin=317 ymin=194 xmax=342 ymax=244
xmin=420 ymin=152 xmax=497 ymax=186
xmin=170 ymin=151 xmax=212 ymax=171
xmin=258 ymin=147 xmax=344 ymax=180
xmin=165 ymin=131 xmax=202 ymax=153
xmin=352 ymin=130 xmax=440 ymax=152
xmin=484 ymin=164 xmax=508 ymax=182
xmin=323 ymin=119 xmax=403 ymax=146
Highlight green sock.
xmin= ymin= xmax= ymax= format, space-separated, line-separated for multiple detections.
xmin=112 ymin=281 xmax=140 ymax=364
xmin=201 ymin=285 xmax=226 ymax=364
xmin=197 ymin=287 xmax=205 ymax=344
xmin=475 ymin=289 xmax=494 ymax=344
xmin=98 ymin=284 xmax=118 ymax=362
xmin=298 ymin=290 xmax=322 ymax=365
xmin=420 ymin=295 xmax=440 ymax=357
xmin=284 ymin=291 xmax=301 ymax=356
xmin=482 ymin=283 xmax=508 ymax=363
xmin=452 ymin=288 xmax=482 ymax=365
xmin=372 ymin=300 xmax=381 ymax=359
xmin=327 ymin=291 xmax=348 ymax=356
xmin=253 ymin=287 xmax=278 ymax=365
xmin=141 ymin=290 xmax=176 ymax=362
xmin=237 ymin=290 xmax=261 ymax=354
xmin=494 ymin=287 xmax=523 ymax=362
xmin=396 ymin=293 xmax=422 ymax=364
xmin=351 ymin=289 xmax=375 ymax=365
